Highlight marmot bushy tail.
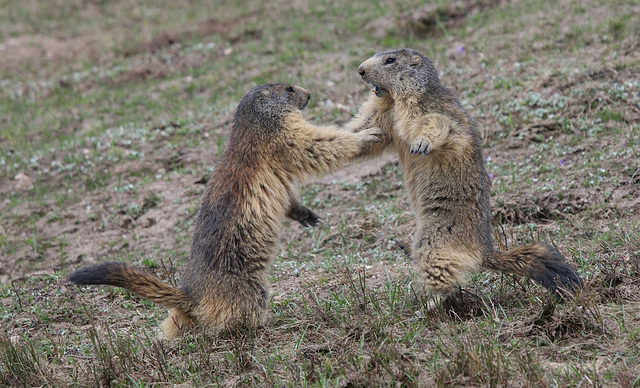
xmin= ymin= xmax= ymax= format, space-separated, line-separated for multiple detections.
xmin=348 ymin=48 xmax=582 ymax=304
xmin=68 ymin=83 xmax=384 ymax=338
xmin=68 ymin=262 xmax=193 ymax=312
xmin=485 ymin=243 xmax=582 ymax=297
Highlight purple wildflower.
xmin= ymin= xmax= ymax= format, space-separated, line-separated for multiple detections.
xmin=457 ymin=46 xmax=464 ymax=53
xmin=560 ymin=159 xmax=566 ymax=166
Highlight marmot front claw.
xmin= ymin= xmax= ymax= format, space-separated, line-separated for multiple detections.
xmin=288 ymin=205 xmax=320 ymax=227
xmin=410 ymin=137 xmax=432 ymax=155
xmin=358 ymin=127 xmax=386 ymax=143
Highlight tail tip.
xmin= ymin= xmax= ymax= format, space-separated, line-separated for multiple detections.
xmin=546 ymin=266 xmax=583 ymax=300
xmin=67 ymin=262 xmax=123 ymax=285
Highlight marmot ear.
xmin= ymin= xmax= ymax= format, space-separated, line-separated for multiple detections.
xmin=260 ymin=90 xmax=271 ymax=98
xmin=410 ymin=55 xmax=422 ymax=67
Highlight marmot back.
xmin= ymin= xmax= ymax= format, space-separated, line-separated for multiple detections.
xmin=347 ymin=49 xmax=582 ymax=306
xmin=69 ymin=83 xmax=384 ymax=338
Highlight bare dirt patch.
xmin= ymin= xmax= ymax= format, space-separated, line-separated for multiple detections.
xmin=366 ymin=0 xmax=518 ymax=39
xmin=0 ymin=35 xmax=109 ymax=75
xmin=134 ymin=14 xmax=262 ymax=56
xmin=400 ymin=0 xmax=515 ymax=37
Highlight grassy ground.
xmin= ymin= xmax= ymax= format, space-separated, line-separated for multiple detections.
xmin=1 ymin=0 xmax=639 ymax=386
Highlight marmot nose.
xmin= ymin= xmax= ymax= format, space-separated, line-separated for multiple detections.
xmin=357 ymin=66 xmax=365 ymax=76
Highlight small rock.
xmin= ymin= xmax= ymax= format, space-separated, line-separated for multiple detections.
xmin=14 ymin=172 xmax=34 ymax=190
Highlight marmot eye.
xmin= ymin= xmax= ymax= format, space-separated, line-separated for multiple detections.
xmin=385 ymin=57 xmax=395 ymax=64
xmin=286 ymin=86 xmax=295 ymax=93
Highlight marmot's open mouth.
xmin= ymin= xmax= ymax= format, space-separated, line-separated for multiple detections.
xmin=371 ymin=85 xmax=388 ymax=97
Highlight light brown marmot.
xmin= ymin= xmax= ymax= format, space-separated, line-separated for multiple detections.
xmin=347 ymin=49 xmax=582 ymax=306
xmin=69 ymin=83 xmax=384 ymax=338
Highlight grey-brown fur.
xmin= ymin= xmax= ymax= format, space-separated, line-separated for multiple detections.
xmin=346 ymin=49 xmax=582 ymax=304
xmin=69 ymin=83 xmax=384 ymax=338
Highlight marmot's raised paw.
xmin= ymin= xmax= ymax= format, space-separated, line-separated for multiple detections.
xmin=410 ymin=137 xmax=432 ymax=155
xmin=288 ymin=205 xmax=320 ymax=227
xmin=358 ymin=127 xmax=386 ymax=143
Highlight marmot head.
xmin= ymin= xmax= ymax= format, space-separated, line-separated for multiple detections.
xmin=234 ymin=83 xmax=311 ymax=135
xmin=357 ymin=49 xmax=441 ymax=98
